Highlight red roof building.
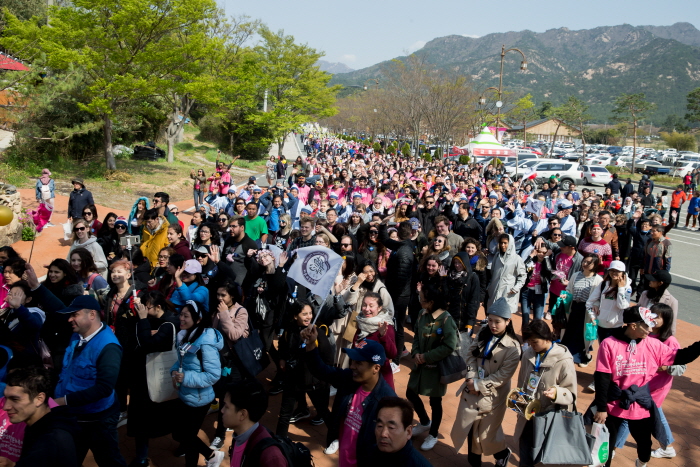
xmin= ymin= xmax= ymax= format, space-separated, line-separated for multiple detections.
xmin=0 ymin=52 xmax=30 ymax=71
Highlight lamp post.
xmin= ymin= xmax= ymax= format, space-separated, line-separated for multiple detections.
xmin=478 ymin=45 xmax=528 ymax=136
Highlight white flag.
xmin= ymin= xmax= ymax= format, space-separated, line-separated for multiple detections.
xmin=287 ymin=246 xmax=344 ymax=297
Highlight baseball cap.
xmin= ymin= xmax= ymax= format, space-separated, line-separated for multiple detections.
xmin=352 ymin=193 xmax=362 ymax=198
xmin=409 ymin=217 xmax=421 ymax=230
xmin=342 ymin=339 xmax=386 ymax=366
xmin=329 ymin=193 xmax=339 ymax=199
xmin=488 ymin=193 xmax=499 ymax=199
xmin=248 ymin=176 xmax=256 ymax=182
xmin=183 ymin=259 xmax=202 ymax=274
xmin=608 ymin=260 xmax=626 ymax=272
xmin=558 ymin=200 xmax=573 ymax=210
xmin=644 ymin=270 xmax=672 ymax=285
xmin=556 ymin=235 xmax=577 ymax=248
xmin=252 ymin=186 xmax=262 ymax=193
xmin=193 ymin=245 xmax=209 ymax=255
xmin=57 ymin=295 xmax=101 ymax=314
xmin=623 ymin=306 xmax=657 ymax=328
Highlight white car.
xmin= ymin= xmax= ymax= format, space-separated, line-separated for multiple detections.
xmin=673 ymin=161 xmax=700 ymax=178
xmin=581 ymin=165 xmax=613 ymax=186
xmin=519 ymin=159 xmax=583 ymax=190
xmin=593 ymin=156 xmax=613 ymax=166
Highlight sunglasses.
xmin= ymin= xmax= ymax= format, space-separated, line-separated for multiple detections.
xmin=172 ymin=211 xmax=179 ymax=215
xmin=115 ymin=225 xmax=127 ymax=230
xmin=369 ymin=231 xmax=378 ymax=235
xmin=73 ymin=226 xmax=86 ymax=232
xmin=194 ymin=253 xmax=208 ymax=259
xmin=236 ymin=202 xmax=245 ymax=206
xmin=551 ymin=233 xmax=562 ymax=237
xmin=218 ymin=219 xmax=227 ymax=223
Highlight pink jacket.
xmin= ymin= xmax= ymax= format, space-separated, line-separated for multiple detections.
xmin=212 ymin=304 xmax=249 ymax=347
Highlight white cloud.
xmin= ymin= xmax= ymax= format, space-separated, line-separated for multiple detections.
xmin=408 ymin=40 xmax=426 ymax=53
xmin=462 ymin=34 xmax=480 ymax=38
xmin=341 ymin=54 xmax=357 ymax=63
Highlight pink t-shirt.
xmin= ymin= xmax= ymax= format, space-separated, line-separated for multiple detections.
xmin=338 ymin=387 xmax=370 ymax=467
xmin=527 ymin=261 xmax=543 ymax=288
xmin=549 ymin=253 xmax=574 ymax=295
xmin=230 ymin=440 xmax=248 ymax=467
xmin=0 ymin=397 xmax=58 ymax=462
xmin=648 ymin=335 xmax=680 ymax=407
xmin=596 ymin=336 xmax=676 ymax=419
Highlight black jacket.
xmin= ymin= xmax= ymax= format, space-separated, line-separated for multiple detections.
xmin=606 ymin=178 xmax=622 ymax=195
xmin=15 ymin=408 xmax=79 ymax=467
xmin=367 ymin=441 xmax=433 ymax=467
xmin=444 ymin=207 xmax=483 ymax=244
xmin=67 ymin=188 xmax=94 ymax=220
xmin=416 ymin=205 xmax=439 ymax=234
xmin=445 ymin=252 xmax=481 ymax=328
xmin=628 ymin=218 xmax=651 ymax=261
xmin=305 ymin=348 xmax=397 ymax=465
xmin=379 ymin=224 xmax=416 ymax=297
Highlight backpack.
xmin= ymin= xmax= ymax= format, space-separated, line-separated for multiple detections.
xmin=245 ymin=430 xmax=314 ymax=467
xmin=40 ymin=182 xmax=51 ymax=200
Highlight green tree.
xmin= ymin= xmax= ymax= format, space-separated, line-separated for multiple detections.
xmin=507 ymin=93 xmax=538 ymax=145
xmin=556 ymin=96 xmax=592 ymax=159
xmin=686 ymin=88 xmax=700 ymax=124
xmin=254 ymin=26 xmax=340 ymax=156
xmin=538 ymin=101 xmax=552 ymax=119
xmin=2 ymin=0 xmax=218 ymax=170
xmin=659 ymin=115 xmax=690 ymax=133
xmin=660 ymin=132 xmax=697 ymax=151
xmin=611 ymin=93 xmax=656 ymax=174
xmin=372 ymin=142 xmax=382 ymax=152
xmin=401 ymin=142 xmax=411 ymax=156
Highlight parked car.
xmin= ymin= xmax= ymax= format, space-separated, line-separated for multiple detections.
xmin=516 ymin=159 xmax=582 ymax=190
xmin=673 ymin=161 xmax=700 ymax=178
xmin=593 ymin=156 xmax=614 ymax=166
xmin=581 ymin=165 xmax=613 ymax=186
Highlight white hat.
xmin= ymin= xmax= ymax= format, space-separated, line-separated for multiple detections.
xmin=608 ymin=260 xmax=626 ymax=272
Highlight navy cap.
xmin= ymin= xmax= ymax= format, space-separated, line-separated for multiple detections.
xmin=57 ymin=295 xmax=101 ymax=314
xmin=342 ymin=339 xmax=386 ymax=366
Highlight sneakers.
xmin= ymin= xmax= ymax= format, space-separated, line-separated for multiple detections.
xmin=587 ymin=381 xmax=596 ymax=392
xmin=544 ymin=312 xmax=552 ymax=320
xmin=329 ymin=386 xmax=337 ymax=397
xmin=390 ymin=362 xmax=401 ymax=374
xmin=635 ymin=459 xmax=647 ymax=467
xmin=578 ymin=360 xmax=589 ymax=368
xmin=324 ymin=440 xmax=339 ymax=455
xmin=207 ymin=401 xmax=220 ymax=415
xmin=289 ymin=409 xmax=310 ymax=423
xmin=401 ymin=349 xmax=410 ymax=358
xmin=421 ymin=435 xmax=438 ymax=451
xmin=311 ymin=415 xmax=325 ymax=426
xmin=412 ymin=420 xmax=432 ymax=437
xmin=495 ymin=448 xmax=512 ymax=467
xmin=651 ymin=446 xmax=677 ymax=458
xmin=206 ymin=451 xmax=225 ymax=467
xmin=117 ymin=411 xmax=128 ymax=428
xmin=209 ymin=436 xmax=224 ymax=451
xmin=45 ymin=222 xmax=55 ymax=227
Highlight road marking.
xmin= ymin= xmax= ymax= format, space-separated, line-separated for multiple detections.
xmin=664 ymin=238 xmax=700 ymax=247
xmin=667 ymin=231 xmax=700 ymax=240
xmin=670 ymin=272 xmax=700 ymax=285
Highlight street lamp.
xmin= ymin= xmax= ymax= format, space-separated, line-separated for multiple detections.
xmin=478 ymin=45 xmax=528 ymax=133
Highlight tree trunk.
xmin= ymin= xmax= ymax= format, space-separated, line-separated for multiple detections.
xmin=580 ymin=121 xmax=587 ymax=164
xmin=549 ymin=123 xmax=562 ymax=156
xmin=165 ymin=117 xmax=179 ymax=163
xmin=632 ymin=119 xmax=638 ymax=174
xmin=103 ymin=114 xmax=116 ymax=170
xmin=278 ymin=134 xmax=286 ymax=157
xmin=229 ymin=133 xmax=234 ymax=154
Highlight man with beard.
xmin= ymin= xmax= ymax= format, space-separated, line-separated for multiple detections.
xmin=637 ymin=270 xmax=678 ymax=335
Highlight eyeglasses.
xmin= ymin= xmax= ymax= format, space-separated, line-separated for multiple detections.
xmin=82 ymin=212 xmax=92 ymax=217
xmin=280 ymin=220 xmax=287 ymax=224
xmin=199 ymin=230 xmax=211 ymax=235
xmin=73 ymin=226 xmax=86 ymax=232
xmin=158 ymin=255 xmax=170 ymax=260
xmin=115 ymin=225 xmax=127 ymax=230
xmin=551 ymin=233 xmax=562 ymax=237
xmin=152 ymin=199 xmax=160 ymax=204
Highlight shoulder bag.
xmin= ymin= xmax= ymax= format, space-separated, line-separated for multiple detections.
xmin=145 ymin=322 xmax=179 ymax=403
xmin=437 ymin=313 xmax=467 ymax=384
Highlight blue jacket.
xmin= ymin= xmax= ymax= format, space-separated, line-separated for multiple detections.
xmin=35 ymin=178 xmax=55 ymax=200
xmin=171 ymin=328 xmax=223 ymax=407
xmin=55 ymin=325 xmax=122 ymax=414
xmin=171 ymin=281 xmax=210 ymax=314
xmin=305 ymin=348 xmax=396 ymax=465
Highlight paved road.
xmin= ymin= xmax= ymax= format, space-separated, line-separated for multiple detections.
xmin=663 ymin=226 xmax=700 ymax=325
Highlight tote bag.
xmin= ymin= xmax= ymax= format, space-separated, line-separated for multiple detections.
xmin=231 ymin=314 xmax=269 ymax=377
xmin=145 ymin=323 xmax=179 ymax=403
xmin=436 ymin=314 xmax=467 ymax=384
xmin=532 ymin=408 xmax=594 ymax=465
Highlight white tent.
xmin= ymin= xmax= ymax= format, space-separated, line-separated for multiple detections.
xmin=467 ymin=126 xmax=516 ymax=158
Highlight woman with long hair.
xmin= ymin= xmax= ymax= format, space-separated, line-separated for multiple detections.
xmin=151 ymin=246 xmax=176 ymax=286
xmin=81 ymin=204 xmax=102 ymax=235
xmin=190 ymin=168 xmax=207 ymax=211
xmin=461 ymin=237 xmax=488 ymax=303
xmin=157 ymin=254 xmax=185 ymax=300
xmin=561 ymin=253 xmax=603 ymax=366
xmin=347 ymin=211 xmax=365 ymax=236
xmin=485 ymin=218 xmax=505 ymax=267
xmin=451 ymin=297 xmax=521 ymax=466
xmin=586 ymin=260 xmax=631 ymax=342
xmin=167 ymin=223 xmax=192 ymax=260
xmin=66 ymin=218 xmax=108 ymax=277
xmin=96 ymin=212 xmax=120 ymax=262
xmin=515 ymin=320 xmax=577 ymax=467
xmin=420 ymin=234 xmax=451 ymax=269
xmin=637 ymin=271 xmax=678 ymax=335
xmin=358 ymin=225 xmax=386 ymax=271
xmin=269 ymin=213 xmax=292 ymax=249
xmin=127 ymin=291 xmax=180 ymax=466
xmin=186 ymin=210 xmax=205 ymax=244
xmin=170 ymin=301 xmax=224 ymax=467
xmin=42 ymin=259 xmax=82 ymax=306
xmin=577 ymin=222 xmax=613 ymax=273
xmin=69 ymin=247 xmax=108 ymax=294
xmin=191 ymin=222 xmax=220 ymax=251
xmin=351 ymin=292 xmax=397 ymax=388
xmin=408 ymin=282 xmax=458 ymax=451
xmin=444 ymin=252 xmax=480 ymax=331
xmin=128 ymin=197 xmax=149 ymax=235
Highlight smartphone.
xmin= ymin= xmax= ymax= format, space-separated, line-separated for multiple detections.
xmin=120 ymin=235 xmax=141 ymax=246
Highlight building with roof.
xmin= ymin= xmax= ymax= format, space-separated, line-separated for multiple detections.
xmin=508 ymin=117 xmax=581 ymax=142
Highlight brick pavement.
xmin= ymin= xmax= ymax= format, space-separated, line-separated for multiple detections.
xmin=10 ymin=189 xmax=700 ymax=467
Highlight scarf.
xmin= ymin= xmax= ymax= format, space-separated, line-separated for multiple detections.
xmin=622 ymin=197 xmax=633 ymax=213
xmin=355 ymin=309 xmax=393 ymax=340
xmin=448 ymin=269 xmax=467 ymax=281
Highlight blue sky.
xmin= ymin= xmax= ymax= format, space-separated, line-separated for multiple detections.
xmin=220 ymin=0 xmax=699 ymax=70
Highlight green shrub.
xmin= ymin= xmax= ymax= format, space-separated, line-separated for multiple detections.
xmin=401 ymin=142 xmax=412 ymax=156
xmin=459 ymin=155 xmax=471 ymax=165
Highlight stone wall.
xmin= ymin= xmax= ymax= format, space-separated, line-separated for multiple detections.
xmin=0 ymin=188 xmax=22 ymax=247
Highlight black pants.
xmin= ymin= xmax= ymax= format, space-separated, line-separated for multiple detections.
xmin=172 ymin=399 xmax=214 ymax=467
xmin=605 ymin=414 xmax=653 ymax=465
xmin=74 ymin=402 xmax=127 ymax=467
xmin=392 ymin=294 xmax=410 ymax=364
xmin=276 ymin=381 xmax=330 ymax=437
xmin=670 ymin=207 xmax=681 ymax=227
xmin=469 ymin=425 xmax=510 ymax=467
xmin=405 ymin=388 xmax=442 ymax=438
xmin=628 ymin=257 xmax=643 ymax=295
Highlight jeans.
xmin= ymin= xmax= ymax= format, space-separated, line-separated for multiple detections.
xmin=193 ymin=189 xmax=204 ymax=210
xmin=406 ymin=388 xmax=443 ymax=437
xmin=74 ymin=403 xmax=127 ymax=467
xmin=605 ymin=414 xmax=654 ymax=465
xmin=520 ymin=288 xmax=545 ymax=330
xmin=615 ymin=406 xmax=674 ymax=449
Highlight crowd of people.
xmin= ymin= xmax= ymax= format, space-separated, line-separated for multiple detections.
xmin=2 ymin=133 xmax=700 ymax=467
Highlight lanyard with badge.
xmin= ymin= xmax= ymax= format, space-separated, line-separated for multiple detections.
xmin=526 ymin=343 xmax=554 ymax=395
xmin=478 ymin=335 xmax=503 ymax=379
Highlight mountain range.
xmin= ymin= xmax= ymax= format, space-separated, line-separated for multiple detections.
xmin=317 ymin=60 xmax=355 ymax=74
xmin=329 ymin=22 xmax=700 ymax=123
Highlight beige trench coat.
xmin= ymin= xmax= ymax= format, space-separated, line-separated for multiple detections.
xmin=450 ymin=332 xmax=521 ymax=455
xmin=513 ymin=343 xmax=578 ymax=467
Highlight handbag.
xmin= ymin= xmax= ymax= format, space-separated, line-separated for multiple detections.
xmin=437 ymin=314 xmax=467 ymax=384
xmin=145 ymin=323 xmax=179 ymax=403
xmin=532 ymin=407 xmax=594 ymax=465
xmin=588 ymin=422 xmax=610 ymax=467
xmin=231 ymin=313 xmax=269 ymax=377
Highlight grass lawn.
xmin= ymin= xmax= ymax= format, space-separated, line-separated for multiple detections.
xmin=0 ymin=126 xmax=268 ymax=210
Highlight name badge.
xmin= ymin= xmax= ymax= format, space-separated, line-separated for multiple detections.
xmin=478 ymin=367 xmax=485 ymax=379
xmin=526 ymin=372 xmax=541 ymax=395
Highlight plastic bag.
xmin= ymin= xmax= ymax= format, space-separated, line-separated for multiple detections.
xmin=585 ymin=320 xmax=599 ymax=342
xmin=588 ymin=422 xmax=610 ymax=467
xmin=62 ymin=221 xmax=73 ymax=241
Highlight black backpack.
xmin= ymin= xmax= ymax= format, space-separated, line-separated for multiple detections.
xmin=245 ymin=431 xmax=314 ymax=467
